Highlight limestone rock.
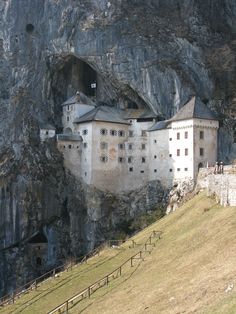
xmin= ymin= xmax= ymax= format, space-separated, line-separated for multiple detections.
xmin=0 ymin=0 xmax=236 ymax=296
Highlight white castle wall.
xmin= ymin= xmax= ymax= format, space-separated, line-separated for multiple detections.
xmin=58 ymin=103 xmax=219 ymax=193
xmin=148 ymin=128 xmax=173 ymax=187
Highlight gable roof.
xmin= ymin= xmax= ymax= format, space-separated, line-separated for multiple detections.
xmin=148 ymin=120 xmax=171 ymax=132
xmin=62 ymin=92 xmax=95 ymax=107
xmin=73 ymin=106 xmax=130 ymax=125
xmin=171 ymin=96 xmax=218 ymax=122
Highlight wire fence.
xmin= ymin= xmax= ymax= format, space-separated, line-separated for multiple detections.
xmin=0 ymin=237 xmax=139 ymax=307
xmin=47 ymin=230 xmax=162 ymax=314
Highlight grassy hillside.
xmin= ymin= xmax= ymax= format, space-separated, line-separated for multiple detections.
xmin=1 ymin=191 xmax=236 ymax=313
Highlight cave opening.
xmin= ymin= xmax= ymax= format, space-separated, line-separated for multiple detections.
xmin=51 ymin=56 xmax=97 ymax=106
xmin=50 ymin=56 xmax=99 ymax=127
xmin=48 ymin=54 xmax=151 ymax=129
xmin=26 ymin=24 xmax=34 ymax=33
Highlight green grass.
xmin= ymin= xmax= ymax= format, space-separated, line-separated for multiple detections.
xmin=1 ymin=191 xmax=236 ymax=314
xmin=0 ymin=234 xmax=152 ymax=314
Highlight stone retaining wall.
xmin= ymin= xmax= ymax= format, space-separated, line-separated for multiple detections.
xmin=197 ymin=165 xmax=236 ymax=206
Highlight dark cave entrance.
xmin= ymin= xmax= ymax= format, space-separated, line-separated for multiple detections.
xmin=48 ymin=54 xmax=151 ymax=128
xmin=50 ymin=56 xmax=97 ymax=105
xmin=49 ymin=55 xmax=99 ymax=127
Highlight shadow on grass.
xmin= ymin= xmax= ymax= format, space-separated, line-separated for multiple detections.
xmin=8 ymin=250 xmax=124 ymax=314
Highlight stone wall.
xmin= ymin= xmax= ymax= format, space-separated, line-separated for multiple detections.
xmin=197 ymin=165 xmax=236 ymax=206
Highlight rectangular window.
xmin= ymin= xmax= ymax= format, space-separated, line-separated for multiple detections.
xmin=177 ymin=149 xmax=180 ymax=156
xmin=177 ymin=132 xmax=180 ymax=140
xmin=141 ymin=130 xmax=146 ymax=137
xmin=185 ymin=148 xmax=188 ymax=156
xmin=128 ymin=143 xmax=133 ymax=150
xmin=100 ymin=129 xmax=107 ymax=136
xmin=68 ymin=145 xmax=72 ymax=149
xmin=177 ymin=168 xmax=180 ymax=171
xmin=118 ymin=157 xmax=125 ymax=163
xmin=67 ymin=116 xmax=69 ymax=122
xmin=169 ymin=169 xmax=173 ymax=172
xmin=169 ymin=138 xmax=172 ymax=141
xmin=169 ymin=154 xmax=172 ymax=157
xmin=83 ymin=143 xmax=87 ymax=148
xmin=200 ymin=147 xmax=204 ymax=156
xmin=154 ymin=140 xmax=157 ymax=144
xmin=100 ymin=142 xmax=108 ymax=149
xmin=110 ymin=130 xmax=117 ymax=136
xmin=129 ymin=130 xmax=134 ymax=137
xmin=82 ymin=129 xmax=88 ymax=135
xmin=200 ymin=130 xmax=204 ymax=139
xmin=140 ymin=170 xmax=144 ymax=173
xmin=184 ymin=168 xmax=188 ymax=171
xmin=185 ymin=131 xmax=188 ymax=139
xmin=141 ymin=157 xmax=146 ymax=163
xmin=100 ymin=156 xmax=108 ymax=163
xmin=128 ymin=156 xmax=133 ymax=163
xmin=154 ymin=169 xmax=157 ymax=173
xmin=141 ymin=143 xmax=146 ymax=150
xmin=129 ymin=167 xmax=133 ymax=172
xmin=118 ymin=130 xmax=125 ymax=137
xmin=118 ymin=143 xmax=124 ymax=150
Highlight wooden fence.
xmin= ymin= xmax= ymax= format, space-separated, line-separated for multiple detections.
xmin=0 ymin=237 xmax=140 ymax=307
xmin=47 ymin=230 xmax=162 ymax=314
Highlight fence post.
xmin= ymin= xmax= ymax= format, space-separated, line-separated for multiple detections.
xmin=130 ymin=257 xmax=133 ymax=267
xmin=119 ymin=266 xmax=122 ymax=276
xmin=11 ymin=292 xmax=14 ymax=304
xmin=66 ymin=300 xmax=69 ymax=313
xmin=35 ymin=280 xmax=37 ymax=290
xmin=88 ymin=286 xmax=91 ymax=298
xmin=106 ymin=275 xmax=109 ymax=285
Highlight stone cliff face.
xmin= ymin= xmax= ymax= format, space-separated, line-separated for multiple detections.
xmin=0 ymin=0 xmax=236 ymax=295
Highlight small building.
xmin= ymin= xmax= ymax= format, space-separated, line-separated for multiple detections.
xmin=28 ymin=232 xmax=48 ymax=268
xmin=40 ymin=123 xmax=56 ymax=142
xmin=57 ymin=94 xmax=219 ymax=191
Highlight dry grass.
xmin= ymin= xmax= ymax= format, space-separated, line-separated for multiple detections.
xmin=1 ymin=191 xmax=236 ymax=314
xmin=70 ymin=192 xmax=236 ymax=314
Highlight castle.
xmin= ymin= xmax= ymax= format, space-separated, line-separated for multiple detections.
xmin=52 ymin=93 xmax=219 ymax=193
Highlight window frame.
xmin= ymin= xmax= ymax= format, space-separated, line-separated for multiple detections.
xmin=100 ymin=128 xmax=108 ymax=136
xmin=200 ymin=130 xmax=204 ymax=140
